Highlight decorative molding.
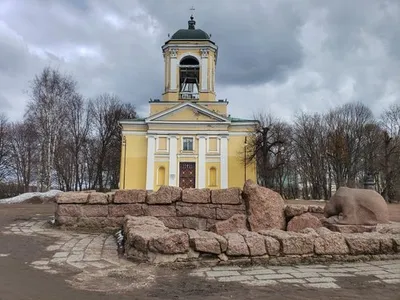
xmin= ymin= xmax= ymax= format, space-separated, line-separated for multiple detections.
xmin=206 ymin=136 xmax=220 ymax=153
xmin=205 ymin=157 xmax=221 ymax=163
xmin=146 ymin=102 xmax=230 ymax=123
xmin=229 ymin=122 xmax=258 ymax=126
xmin=154 ymin=157 xmax=170 ymax=162
xmin=156 ymin=135 xmax=169 ymax=153
xmin=170 ymin=53 xmax=177 ymax=90
xmin=121 ymin=131 xmax=147 ymax=135
xmin=169 ymin=48 xmax=178 ymax=58
xmin=162 ymin=43 xmax=218 ymax=52
xmin=122 ymin=130 xmax=253 ymax=137
xmin=201 ymin=48 xmax=209 ymax=58
xmin=201 ymin=53 xmax=208 ymax=91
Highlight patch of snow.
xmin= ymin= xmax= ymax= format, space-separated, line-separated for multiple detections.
xmin=0 ymin=190 xmax=63 ymax=204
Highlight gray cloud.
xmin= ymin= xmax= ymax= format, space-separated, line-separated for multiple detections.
xmin=0 ymin=0 xmax=399 ymax=122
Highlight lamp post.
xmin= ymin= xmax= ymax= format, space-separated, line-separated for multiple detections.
xmin=244 ymin=136 xmax=248 ymax=183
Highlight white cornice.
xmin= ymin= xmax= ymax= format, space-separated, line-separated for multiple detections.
xmin=150 ymin=101 xmax=228 ymax=106
xmin=121 ymin=130 xmax=253 ymax=136
xmin=146 ymin=102 xmax=230 ymax=123
xmin=162 ymin=43 xmax=218 ymax=52
xmin=230 ymin=122 xmax=258 ymax=126
xmin=119 ymin=120 xmax=146 ymax=125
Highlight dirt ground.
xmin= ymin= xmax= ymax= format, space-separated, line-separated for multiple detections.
xmin=286 ymin=200 xmax=400 ymax=222
xmin=1 ymin=204 xmax=400 ymax=300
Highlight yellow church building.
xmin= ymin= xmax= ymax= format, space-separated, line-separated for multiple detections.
xmin=119 ymin=15 xmax=257 ymax=191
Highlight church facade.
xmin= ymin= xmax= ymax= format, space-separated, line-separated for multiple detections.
xmin=119 ymin=16 xmax=257 ymax=191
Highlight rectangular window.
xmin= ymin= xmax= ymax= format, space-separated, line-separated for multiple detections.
xmin=183 ymin=137 xmax=194 ymax=151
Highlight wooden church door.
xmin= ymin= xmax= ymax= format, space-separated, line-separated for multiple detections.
xmin=179 ymin=162 xmax=196 ymax=189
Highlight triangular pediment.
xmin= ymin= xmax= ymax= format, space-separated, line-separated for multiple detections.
xmin=146 ymin=103 xmax=230 ymax=123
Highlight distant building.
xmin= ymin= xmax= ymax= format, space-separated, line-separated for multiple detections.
xmin=119 ymin=15 xmax=257 ymax=191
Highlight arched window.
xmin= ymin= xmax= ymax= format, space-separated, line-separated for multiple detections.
xmin=209 ymin=167 xmax=217 ymax=187
xmin=179 ymin=56 xmax=200 ymax=100
xmin=158 ymin=167 xmax=166 ymax=186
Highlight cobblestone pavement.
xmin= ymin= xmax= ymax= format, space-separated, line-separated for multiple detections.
xmin=2 ymin=216 xmax=400 ymax=292
xmin=189 ymin=261 xmax=400 ymax=289
xmin=1 ymin=217 xmax=134 ymax=275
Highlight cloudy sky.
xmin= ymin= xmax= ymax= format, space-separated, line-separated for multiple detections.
xmin=0 ymin=0 xmax=399 ymax=122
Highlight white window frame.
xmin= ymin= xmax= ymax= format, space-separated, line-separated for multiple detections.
xmin=206 ymin=136 xmax=220 ymax=153
xmin=181 ymin=136 xmax=195 ymax=152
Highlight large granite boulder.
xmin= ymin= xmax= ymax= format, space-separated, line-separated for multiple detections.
xmin=324 ymin=187 xmax=389 ymax=226
xmin=260 ymin=229 xmax=314 ymax=255
xmin=124 ymin=216 xmax=189 ymax=258
xmin=243 ymin=180 xmax=286 ymax=231
xmin=182 ymin=188 xmax=211 ymax=204
xmin=210 ymin=214 xmax=247 ymax=235
xmin=146 ymin=186 xmax=182 ymax=204
xmin=211 ymin=188 xmax=242 ymax=204
xmin=188 ymin=230 xmax=227 ymax=254
xmin=56 ymin=192 xmax=88 ymax=204
xmin=287 ymin=213 xmax=323 ymax=232
xmin=314 ymin=227 xmax=349 ymax=255
xmin=225 ymin=233 xmax=250 ymax=256
xmin=114 ymin=189 xmax=147 ymax=204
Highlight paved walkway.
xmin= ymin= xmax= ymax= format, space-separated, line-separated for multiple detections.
xmin=190 ymin=261 xmax=400 ymax=289
xmin=1 ymin=213 xmax=400 ymax=294
xmin=2 ymin=218 xmax=129 ymax=273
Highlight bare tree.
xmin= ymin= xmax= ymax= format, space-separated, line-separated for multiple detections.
xmin=8 ymin=120 xmax=39 ymax=192
xmin=54 ymin=94 xmax=90 ymax=191
xmin=379 ymin=104 xmax=400 ymax=202
xmin=245 ymin=113 xmax=289 ymax=191
xmin=0 ymin=114 xmax=9 ymax=182
xmin=88 ymin=93 xmax=136 ymax=191
xmin=325 ymin=102 xmax=374 ymax=188
xmin=292 ymin=112 xmax=330 ymax=199
xmin=25 ymin=67 xmax=79 ymax=191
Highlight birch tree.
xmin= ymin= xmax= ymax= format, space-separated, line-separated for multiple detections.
xmin=26 ymin=67 xmax=78 ymax=191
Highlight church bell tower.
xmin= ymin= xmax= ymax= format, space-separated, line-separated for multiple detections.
xmin=161 ymin=15 xmax=218 ymax=102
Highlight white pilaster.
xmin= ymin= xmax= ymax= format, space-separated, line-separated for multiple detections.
xmin=146 ymin=135 xmax=156 ymax=190
xmin=170 ymin=48 xmax=178 ymax=91
xmin=198 ymin=136 xmax=206 ymax=188
xmin=200 ymin=49 xmax=208 ymax=92
xmin=168 ymin=136 xmax=177 ymax=186
xmin=220 ymin=136 xmax=229 ymax=188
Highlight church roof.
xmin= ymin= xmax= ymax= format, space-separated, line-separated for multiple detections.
xmin=168 ymin=15 xmax=214 ymax=43
xmin=229 ymin=117 xmax=258 ymax=123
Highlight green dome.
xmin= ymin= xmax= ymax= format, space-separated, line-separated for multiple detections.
xmin=170 ymin=28 xmax=210 ymax=40
xmin=168 ymin=15 xmax=212 ymax=42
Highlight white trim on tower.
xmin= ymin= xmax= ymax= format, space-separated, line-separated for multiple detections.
xmin=168 ymin=136 xmax=178 ymax=186
xmin=220 ymin=135 xmax=229 ymax=188
xmin=198 ymin=136 xmax=206 ymax=188
xmin=146 ymin=135 xmax=156 ymax=190
xmin=200 ymin=49 xmax=209 ymax=91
